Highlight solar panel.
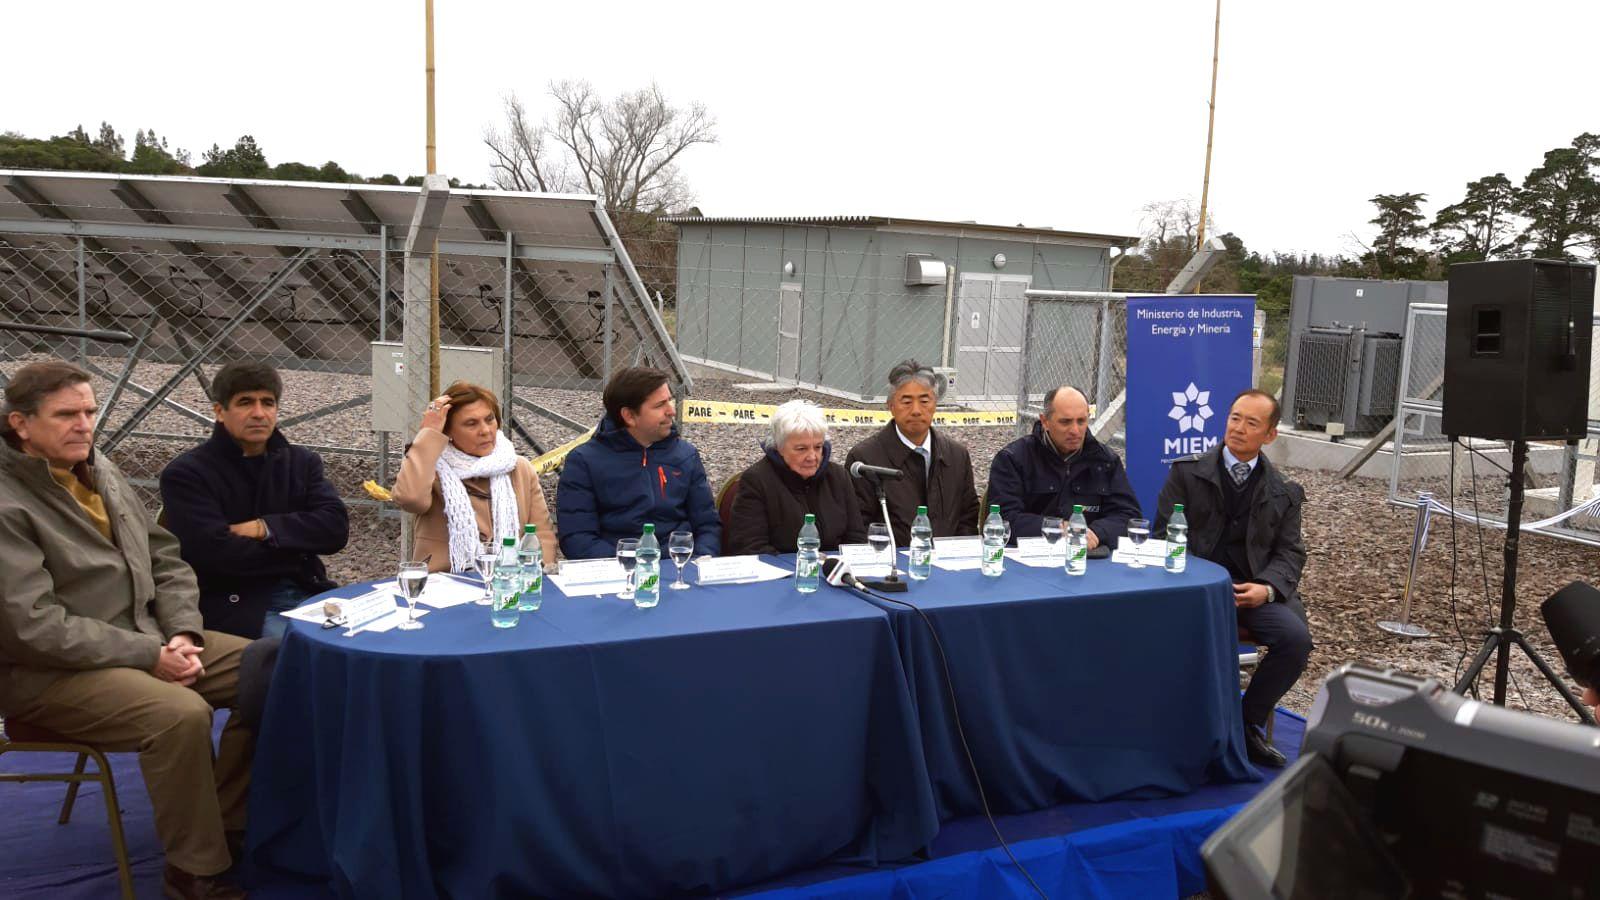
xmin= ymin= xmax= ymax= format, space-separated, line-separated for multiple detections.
xmin=0 ymin=170 xmax=684 ymax=390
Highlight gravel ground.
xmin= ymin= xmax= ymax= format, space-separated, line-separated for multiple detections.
xmin=9 ymin=354 xmax=1594 ymax=726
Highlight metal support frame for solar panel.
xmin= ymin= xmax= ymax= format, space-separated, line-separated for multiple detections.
xmin=0 ymin=170 xmax=691 ymax=498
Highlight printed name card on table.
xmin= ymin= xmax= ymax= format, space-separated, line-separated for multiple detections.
xmin=1111 ymin=539 xmax=1170 ymax=566
xmin=934 ymin=536 xmax=982 ymax=558
xmin=558 ymin=559 xmax=627 ymax=584
xmin=929 ymin=535 xmax=984 ymax=571
xmin=1007 ymin=537 xmax=1063 ymax=568
xmin=695 ymin=556 xmax=792 ymax=585
xmin=339 ymin=589 xmax=404 ymax=631
xmin=549 ymin=558 xmax=632 ymax=596
xmin=837 ymin=543 xmax=893 ymax=577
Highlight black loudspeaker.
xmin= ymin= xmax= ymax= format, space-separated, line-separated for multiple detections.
xmin=1442 ymin=258 xmax=1595 ymax=441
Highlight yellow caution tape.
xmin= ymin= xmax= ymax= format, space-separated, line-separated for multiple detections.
xmin=678 ymin=398 xmax=1018 ymax=427
xmin=531 ymin=428 xmax=596 ymax=475
xmin=369 ymin=398 xmax=1017 ymax=499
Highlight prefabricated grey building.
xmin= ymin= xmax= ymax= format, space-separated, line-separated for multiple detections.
xmin=668 ymin=215 xmax=1138 ymax=404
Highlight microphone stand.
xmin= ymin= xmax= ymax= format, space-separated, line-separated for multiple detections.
xmin=858 ymin=475 xmax=909 ymax=592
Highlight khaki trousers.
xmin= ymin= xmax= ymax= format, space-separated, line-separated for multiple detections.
xmin=10 ymin=630 xmax=253 ymax=876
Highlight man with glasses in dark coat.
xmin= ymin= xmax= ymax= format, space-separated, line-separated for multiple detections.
xmin=1154 ymin=389 xmax=1313 ymax=769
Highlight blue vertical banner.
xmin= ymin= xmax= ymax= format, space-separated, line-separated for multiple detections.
xmin=1124 ymin=295 xmax=1256 ymax=516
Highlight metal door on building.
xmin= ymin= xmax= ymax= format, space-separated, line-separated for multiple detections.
xmin=776 ymin=283 xmax=802 ymax=383
xmin=955 ymin=274 xmax=1030 ymax=404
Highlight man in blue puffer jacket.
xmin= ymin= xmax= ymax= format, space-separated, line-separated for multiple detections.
xmin=557 ymin=367 xmax=722 ymax=559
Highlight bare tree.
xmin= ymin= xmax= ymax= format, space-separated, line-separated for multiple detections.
xmin=484 ymin=95 xmax=573 ymax=193
xmin=484 ymin=81 xmax=716 ymax=216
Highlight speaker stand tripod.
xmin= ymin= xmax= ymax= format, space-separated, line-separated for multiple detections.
xmin=1451 ymin=439 xmax=1596 ymax=723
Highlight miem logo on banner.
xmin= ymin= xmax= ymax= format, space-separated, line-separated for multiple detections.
xmin=1124 ymin=295 xmax=1256 ymax=515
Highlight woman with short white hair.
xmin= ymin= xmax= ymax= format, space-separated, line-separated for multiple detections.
xmin=725 ymin=399 xmax=867 ymax=554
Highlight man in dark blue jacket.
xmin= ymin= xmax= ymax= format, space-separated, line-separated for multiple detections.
xmin=988 ymin=385 xmax=1140 ymax=548
xmin=159 ymin=361 xmax=348 ymax=639
xmin=557 ymin=367 xmax=721 ymax=560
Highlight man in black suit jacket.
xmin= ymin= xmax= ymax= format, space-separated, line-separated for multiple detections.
xmin=845 ymin=359 xmax=980 ymax=545
xmin=1154 ymin=389 xmax=1312 ymax=768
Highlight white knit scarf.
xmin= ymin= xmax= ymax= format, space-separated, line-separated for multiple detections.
xmin=434 ymin=431 xmax=521 ymax=573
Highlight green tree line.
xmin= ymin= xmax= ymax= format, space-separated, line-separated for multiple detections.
xmin=1117 ymin=131 xmax=1600 ymax=307
xmin=0 ymin=122 xmax=478 ymax=188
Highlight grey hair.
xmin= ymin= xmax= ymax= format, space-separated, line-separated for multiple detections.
xmin=770 ymin=399 xmax=828 ymax=447
xmin=887 ymin=358 xmax=939 ymax=395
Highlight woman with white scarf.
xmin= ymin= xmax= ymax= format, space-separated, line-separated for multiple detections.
xmin=392 ymin=381 xmax=558 ymax=573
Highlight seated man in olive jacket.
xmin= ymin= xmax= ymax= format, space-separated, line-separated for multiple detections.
xmin=988 ymin=385 xmax=1140 ymax=548
xmin=0 ymin=362 xmax=251 ymax=900
xmin=844 ymin=359 xmax=980 ymax=546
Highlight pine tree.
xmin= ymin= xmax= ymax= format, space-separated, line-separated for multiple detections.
xmin=1363 ymin=192 xmax=1430 ymax=278
xmin=1514 ymin=133 xmax=1600 ymax=260
xmin=1432 ymin=174 xmax=1519 ymax=264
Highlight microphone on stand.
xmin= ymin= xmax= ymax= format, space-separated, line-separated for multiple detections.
xmin=846 ymin=462 xmax=910 ymax=592
xmin=849 ymin=461 xmax=903 ymax=481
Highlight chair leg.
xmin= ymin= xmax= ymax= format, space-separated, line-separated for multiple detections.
xmin=58 ymin=752 xmax=87 ymax=825
xmin=90 ymin=749 xmax=136 ymax=900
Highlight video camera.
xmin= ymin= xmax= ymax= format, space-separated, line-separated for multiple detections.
xmin=1202 ymin=663 xmax=1600 ymax=899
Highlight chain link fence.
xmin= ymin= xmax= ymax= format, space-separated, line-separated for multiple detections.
xmin=3 ymin=181 xmax=1292 ymax=532
xmin=0 ymin=174 xmax=683 ymax=513
xmin=1387 ymin=302 xmax=1600 ymax=546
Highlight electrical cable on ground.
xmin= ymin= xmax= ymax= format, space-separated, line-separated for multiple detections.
xmin=840 ymin=579 xmax=1049 ymax=900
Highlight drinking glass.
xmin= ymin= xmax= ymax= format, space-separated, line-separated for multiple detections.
xmin=1041 ymin=516 xmax=1064 ymax=560
xmin=668 ymin=531 xmax=694 ymax=590
xmin=616 ymin=538 xmax=639 ymax=601
xmin=474 ymin=542 xmax=498 ymax=606
xmin=1126 ymin=518 xmax=1151 ymax=569
xmin=867 ymin=522 xmax=892 ymax=568
xmin=397 ymin=561 xmax=428 ymax=630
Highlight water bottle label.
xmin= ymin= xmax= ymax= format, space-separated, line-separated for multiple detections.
xmin=639 ymin=573 xmax=659 ymax=593
xmin=1167 ymin=546 xmax=1184 ymax=561
xmin=1072 ymin=546 xmax=1087 ymax=561
xmin=527 ymin=572 xmax=542 ymax=591
xmin=496 ymin=592 xmax=518 ymax=610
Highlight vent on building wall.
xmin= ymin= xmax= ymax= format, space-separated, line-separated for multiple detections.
xmin=905 ymin=254 xmax=947 ymax=286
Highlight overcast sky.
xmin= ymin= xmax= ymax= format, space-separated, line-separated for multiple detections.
xmin=6 ymin=0 xmax=1597 ymax=256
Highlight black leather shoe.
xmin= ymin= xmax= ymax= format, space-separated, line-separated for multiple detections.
xmin=162 ymin=864 xmax=247 ymax=900
xmin=1245 ymin=724 xmax=1287 ymax=768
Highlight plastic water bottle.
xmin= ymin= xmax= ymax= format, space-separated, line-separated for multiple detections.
xmin=491 ymin=536 xmax=521 ymax=628
xmin=634 ymin=524 xmax=661 ymax=608
xmin=1066 ymin=504 xmax=1088 ymax=576
xmin=517 ymin=523 xmax=543 ymax=611
xmin=1165 ymin=504 xmax=1188 ymax=574
xmin=908 ymin=505 xmax=934 ymax=582
xmin=795 ymin=513 xmax=821 ymax=593
xmin=981 ymin=504 xmax=1006 ymax=578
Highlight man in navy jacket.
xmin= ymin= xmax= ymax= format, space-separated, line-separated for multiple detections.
xmin=987 ymin=385 xmax=1140 ymax=548
xmin=159 ymin=361 xmax=348 ymax=639
xmin=557 ymin=367 xmax=721 ymax=560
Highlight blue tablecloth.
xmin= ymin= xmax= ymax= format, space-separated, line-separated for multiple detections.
xmin=246 ymin=564 xmax=938 ymax=899
xmin=858 ymin=555 xmax=1259 ymax=820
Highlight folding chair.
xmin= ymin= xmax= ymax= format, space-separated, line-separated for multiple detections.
xmin=1237 ymin=628 xmax=1275 ymax=741
xmin=0 ymin=718 xmax=136 ymax=900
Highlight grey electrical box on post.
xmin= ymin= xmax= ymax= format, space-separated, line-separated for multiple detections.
xmin=370 ymin=341 xmax=504 ymax=433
